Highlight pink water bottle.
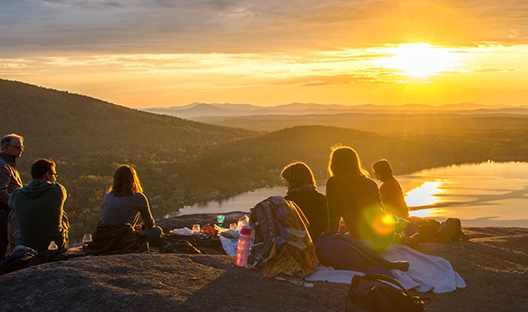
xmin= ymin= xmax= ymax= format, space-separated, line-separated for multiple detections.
xmin=235 ymin=227 xmax=251 ymax=267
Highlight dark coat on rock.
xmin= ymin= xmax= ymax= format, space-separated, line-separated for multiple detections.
xmin=285 ymin=187 xmax=328 ymax=242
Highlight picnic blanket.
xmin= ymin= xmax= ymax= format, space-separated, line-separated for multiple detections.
xmin=382 ymin=244 xmax=466 ymax=293
xmin=306 ymin=244 xmax=465 ymax=293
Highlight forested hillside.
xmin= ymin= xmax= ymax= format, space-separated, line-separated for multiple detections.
xmin=196 ymin=125 xmax=528 ymax=187
xmin=2 ymin=79 xmax=528 ymax=242
xmin=0 ymin=79 xmax=259 ymax=239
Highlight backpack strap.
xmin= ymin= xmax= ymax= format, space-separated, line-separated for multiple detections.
xmin=349 ymin=274 xmax=432 ymax=306
xmin=345 ymin=275 xmax=364 ymax=312
xmin=287 ymin=199 xmax=310 ymax=229
xmin=249 ymin=197 xmax=277 ymax=266
xmin=360 ymin=273 xmax=409 ymax=294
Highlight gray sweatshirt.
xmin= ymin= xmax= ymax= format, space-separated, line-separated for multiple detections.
xmin=100 ymin=192 xmax=155 ymax=229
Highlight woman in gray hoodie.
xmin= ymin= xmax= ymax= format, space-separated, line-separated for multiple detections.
xmin=100 ymin=165 xmax=162 ymax=242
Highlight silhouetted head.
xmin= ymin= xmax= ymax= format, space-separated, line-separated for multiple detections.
xmin=372 ymin=159 xmax=394 ymax=181
xmin=328 ymin=146 xmax=369 ymax=177
xmin=281 ymin=162 xmax=316 ymax=189
xmin=110 ymin=165 xmax=143 ymax=197
xmin=31 ymin=159 xmax=57 ymax=182
xmin=1 ymin=133 xmax=24 ymax=158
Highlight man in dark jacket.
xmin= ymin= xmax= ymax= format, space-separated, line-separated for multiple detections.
xmin=0 ymin=134 xmax=24 ymax=260
xmin=9 ymin=159 xmax=69 ymax=253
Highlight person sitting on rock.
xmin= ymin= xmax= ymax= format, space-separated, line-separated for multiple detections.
xmin=99 ymin=165 xmax=162 ymax=243
xmin=281 ymin=161 xmax=328 ymax=242
xmin=326 ymin=146 xmax=393 ymax=251
xmin=0 ymin=133 xmax=24 ymax=259
xmin=372 ymin=159 xmax=409 ymax=219
xmin=9 ymin=159 xmax=69 ymax=253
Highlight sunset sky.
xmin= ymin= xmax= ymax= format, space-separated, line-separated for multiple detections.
xmin=1 ymin=0 xmax=528 ymax=108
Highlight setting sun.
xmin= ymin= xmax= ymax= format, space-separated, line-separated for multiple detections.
xmin=378 ymin=43 xmax=458 ymax=77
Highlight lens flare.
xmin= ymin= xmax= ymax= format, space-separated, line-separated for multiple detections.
xmin=373 ymin=213 xmax=395 ymax=236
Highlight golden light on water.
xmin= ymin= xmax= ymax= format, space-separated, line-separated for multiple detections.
xmin=405 ymin=181 xmax=444 ymax=207
xmin=409 ymin=208 xmax=447 ymax=218
xmin=405 ymin=181 xmax=447 ymax=218
xmin=377 ymin=43 xmax=458 ymax=77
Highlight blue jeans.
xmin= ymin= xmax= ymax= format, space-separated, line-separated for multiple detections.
xmin=141 ymin=226 xmax=163 ymax=242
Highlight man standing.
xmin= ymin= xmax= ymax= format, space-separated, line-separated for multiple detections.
xmin=9 ymin=159 xmax=69 ymax=253
xmin=0 ymin=134 xmax=23 ymax=259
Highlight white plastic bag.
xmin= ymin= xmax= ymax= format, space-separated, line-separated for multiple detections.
xmin=219 ymin=236 xmax=238 ymax=256
xmin=170 ymin=227 xmax=193 ymax=236
xmin=237 ymin=215 xmax=249 ymax=231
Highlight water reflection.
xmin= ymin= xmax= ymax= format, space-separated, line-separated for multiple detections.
xmin=409 ymin=208 xmax=446 ymax=218
xmin=399 ymin=161 xmax=528 ymax=227
xmin=404 ymin=181 xmax=444 ymax=208
xmin=173 ymin=161 xmax=528 ymax=228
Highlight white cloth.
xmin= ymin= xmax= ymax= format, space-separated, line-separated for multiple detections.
xmin=381 ymin=244 xmax=466 ymax=293
xmin=170 ymin=227 xmax=192 ymax=236
xmin=305 ymin=266 xmax=363 ymax=284
xmin=305 ymin=244 xmax=466 ymax=294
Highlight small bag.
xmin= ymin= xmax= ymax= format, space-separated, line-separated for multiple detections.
xmin=346 ymin=274 xmax=431 ymax=312
xmin=438 ymin=218 xmax=468 ymax=242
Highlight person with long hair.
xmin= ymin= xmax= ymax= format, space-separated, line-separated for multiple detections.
xmin=326 ymin=146 xmax=393 ymax=249
xmin=100 ymin=165 xmax=162 ymax=242
xmin=372 ymin=159 xmax=409 ymax=219
xmin=281 ymin=161 xmax=328 ymax=242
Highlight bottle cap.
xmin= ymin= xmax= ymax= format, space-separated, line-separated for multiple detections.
xmin=240 ymin=227 xmax=251 ymax=235
xmin=48 ymin=240 xmax=58 ymax=250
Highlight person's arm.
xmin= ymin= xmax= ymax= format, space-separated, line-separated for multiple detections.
xmin=53 ymin=184 xmax=69 ymax=250
xmin=326 ymin=178 xmax=340 ymax=231
xmin=320 ymin=194 xmax=329 ymax=233
xmin=0 ymin=164 xmax=11 ymax=205
xmin=58 ymin=184 xmax=68 ymax=227
xmin=379 ymin=182 xmax=391 ymax=207
xmin=315 ymin=193 xmax=329 ymax=236
xmin=50 ymin=184 xmax=67 ymax=229
xmin=370 ymin=179 xmax=385 ymax=212
xmin=137 ymin=193 xmax=155 ymax=229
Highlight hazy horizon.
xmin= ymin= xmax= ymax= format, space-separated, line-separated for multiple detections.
xmin=1 ymin=1 xmax=528 ymax=109
xmin=143 ymin=101 xmax=528 ymax=109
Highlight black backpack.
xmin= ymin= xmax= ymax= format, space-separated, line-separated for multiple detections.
xmin=346 ymin=274 xmax=431 ymax=312
xmin=437 ymin=218 xmax=468 ymax=242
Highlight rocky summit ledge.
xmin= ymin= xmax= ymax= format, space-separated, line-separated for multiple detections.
xmin=0 ymin=213 xmax=527 ymax=312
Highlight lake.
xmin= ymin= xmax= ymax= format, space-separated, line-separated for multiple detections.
xmin=168 ymin=161 xmax=528 ymax=228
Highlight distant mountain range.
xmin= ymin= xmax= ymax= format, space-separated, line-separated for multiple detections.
xmin=143 ymin=102 xmax=528 ymax=119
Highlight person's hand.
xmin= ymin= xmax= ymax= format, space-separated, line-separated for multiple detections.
xmin=134 ymin=224 xmax=143 ymax=231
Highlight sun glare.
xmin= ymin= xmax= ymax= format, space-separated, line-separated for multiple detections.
xmin=378 ymin=43 xmax=456 ymax=77
xmin=409 ymin=208 xmax=446 ymax=219
xmin=404 ymin=181 xmax=444 ymax=207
